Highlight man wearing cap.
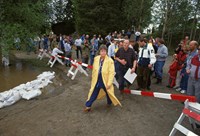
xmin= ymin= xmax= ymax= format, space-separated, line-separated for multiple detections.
xmin=186 ymin=41 xmax=200 ymax=102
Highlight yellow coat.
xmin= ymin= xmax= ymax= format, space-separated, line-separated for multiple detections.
xmin=87 ymin=55 xmax=122 ymax=106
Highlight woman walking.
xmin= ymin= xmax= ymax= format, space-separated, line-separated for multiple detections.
xmin=84 ymin=45 xmax=121 ymax=112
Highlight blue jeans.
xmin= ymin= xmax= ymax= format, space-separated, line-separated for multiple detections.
xmin=90 ymin=54 xmax=95 ymax=65
xmin=180 ymin=69 xmax=189 ymax=91
xmin=154 ymin=61 xmax=165 ymax=79
xmin=85 ymin=83 xmax=112 ymax=107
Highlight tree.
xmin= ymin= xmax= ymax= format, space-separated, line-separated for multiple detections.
xmin=123 ymin=0 xmax=155 ymax=30
xmin=72 ymin=0 xmax=126 ymax=35
xmin=0 ymin=0 xmax=51 ymax=66
xmin=50 ymin=0 xmax=75 ymax=35
xmin=50 ymin=0 xmax=74 ymax=23
xmin=152 ymin=0 xmax=198 ymax=47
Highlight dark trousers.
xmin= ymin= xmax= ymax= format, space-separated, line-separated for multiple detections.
xmin=65 ymin=51 xmax=71 ymax=65
xmin=137 ymin=66 xmax=151 ymax=89
xmin=76 ymin=46 xmax=82 ymax=59
xmin=115 ymin=61 xmax=120 ymax=80
xmin=118 ymin=67 xmax=130 ymax=91
xmin=85 ymin=83 xmax=112 ymax=107
xmin=82 ymin=57 xmax=89 ymax=69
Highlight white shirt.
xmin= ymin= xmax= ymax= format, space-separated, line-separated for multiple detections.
xmin=75 ymin=39 xmax=82 ymax=46
xmin=135 ymin=31 xmax=141 ymax=36
xmin=108 ymin=43 xmax=117 ymax=57
xmin=51 ymin=48 xmax=63 ymax=56
xmin=138 ymin=45 xmax=156 ymax=65
xmin=64 ymin=42 xmax=71 ymax=52
xmin=129 ymin=45 xmax=133 ymax=49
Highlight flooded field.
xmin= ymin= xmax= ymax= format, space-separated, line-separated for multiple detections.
xmin=0 ymin=59 xmax=42 ymax=92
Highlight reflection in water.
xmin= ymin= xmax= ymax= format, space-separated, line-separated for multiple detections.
xmin=16 ymin=61 xmax=22 ymax=71
xmin=0 ymin=60 xmax=41 ymax=92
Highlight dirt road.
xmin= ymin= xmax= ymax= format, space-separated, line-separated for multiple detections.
xmin=0 ymin=52 xmax=200 ymax=136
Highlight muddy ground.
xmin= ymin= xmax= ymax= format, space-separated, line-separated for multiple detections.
xmin=0 ymin=51 xmax=200 ymax=136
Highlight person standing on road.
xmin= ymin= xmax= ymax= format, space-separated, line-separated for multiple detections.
xmin=115 ymin=39 xmax=137 ymax=95
xmin=186 ymin=41 xmax=200 ymax=102
xmin=74 ymin=36 xmax=83 ymax=59
xmin=135 ymin=30 xmax=141 ymax=42
xmin=137 ymin=38 xmax=156 ymax=90
xmin=82 ymin=35 xmax=90 ymax=69
xmin=90 ymin=35 xmax=98 ymax=65
xmin=64 ymin=38 xmax=72 ymax=67
xmin=154 ymin=38 xmax=168 ymax=84
xmin=108 ymin=38 xmax=117 ymax=60
xmin=84 ymin=45 xmax=121 ymax=112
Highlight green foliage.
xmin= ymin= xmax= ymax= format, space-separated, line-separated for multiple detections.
xmin=152 ymin=0 xmax=200 ymax=45
xmin=51 ymin=0 xmax=74 ymax=23
xmin=72 ymin=0 xmax=154 ymax=35
xmin=123 ymin=0 xmax=155 ymax=29
xmin=73 ymin=0 xmax=128 ymax=35
xmin=0 ymin=0 xmax=51 ymax=54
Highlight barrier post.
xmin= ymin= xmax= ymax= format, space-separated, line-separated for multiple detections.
xmin=47 ymin=56 xmax=64 ymax=68
xmin=169 ymin=100 xmax=200 ymax=136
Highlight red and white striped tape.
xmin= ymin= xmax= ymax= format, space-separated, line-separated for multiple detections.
xmin=183 ymin=108 xmax=200 ymax=122
xmin=123 ymin=89 xmax=196 ymax=102
xmin=56 ymin=55 xmax=93 ymax=69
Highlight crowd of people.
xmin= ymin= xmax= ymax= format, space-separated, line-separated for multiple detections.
xmin=167 ymin=36 xmax=200 ymax=103
xmin=15 ymin=30 xmax=200 ymax=110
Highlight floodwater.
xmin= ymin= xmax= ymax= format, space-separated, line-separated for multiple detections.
xmin=0 ymin=59 xmax=41 ymax=92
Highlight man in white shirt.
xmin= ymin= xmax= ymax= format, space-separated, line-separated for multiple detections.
xmin=74 ymin=36 xmax=83 ymax=59
xmin=51 ymin=44 xmax=64 ymax=57
xmin=108 ymin=38 xmax=117 ymax=60
xmin=135 ymin=30 xmax=141 ymax=42
xmin=137 ymin=38 xmax=156 ymax=90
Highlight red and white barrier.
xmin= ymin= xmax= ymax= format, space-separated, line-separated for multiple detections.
xmin=38 ymin=53 xmax=119 ymax=86
xmin=47 ymin=56 xmax=64 ymax=68
xmin=56 ymin=55 xmax=93 ymax=69
xmin=169 ymin=100 xmax=200 ymax=136
xmin=123 ymin=89 xmax=196 ymax=102
xmin=37 ymin=49 xmax=51 ymax=60
xmin=67 ymin=60 xmax=89 ymax=80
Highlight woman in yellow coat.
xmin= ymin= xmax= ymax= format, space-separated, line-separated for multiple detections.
xmin=84 ymin=45 xmax=121 ymax=112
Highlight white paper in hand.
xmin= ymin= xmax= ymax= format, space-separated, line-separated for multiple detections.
xmin=124 ymin=68 xmax=137 ymax=84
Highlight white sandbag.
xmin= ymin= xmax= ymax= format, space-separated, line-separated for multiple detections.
xmin=0 ymin=102 xmax=3 ymax=108
xmin=20 ymin=89 xmax=42 ymax=100
xmin=0 ymin=90 xmax=21 ymax=108
xmin=0 ymin=71 xmax=55 ymax=109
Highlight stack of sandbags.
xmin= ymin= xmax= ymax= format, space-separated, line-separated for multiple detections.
xmin=0 ymin=71 xmax=55 ymax=108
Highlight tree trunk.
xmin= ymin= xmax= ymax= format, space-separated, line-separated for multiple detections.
xmin=193 ymin=0 xmax=199 ymax=40
xmin=182 ymin=23 xmax=186 ymax=38
xmin=169 ymin=32 xmax=173 ymax=49
xmin=190 ymin=1 xmax=198 ymax=40
xmin=198 ymin=34 xmax=200 ymax=43
xmin=162 ymin=0 xmax=169 ymax=39
xmin=138 ymin=0 xmax=144 ymax=30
